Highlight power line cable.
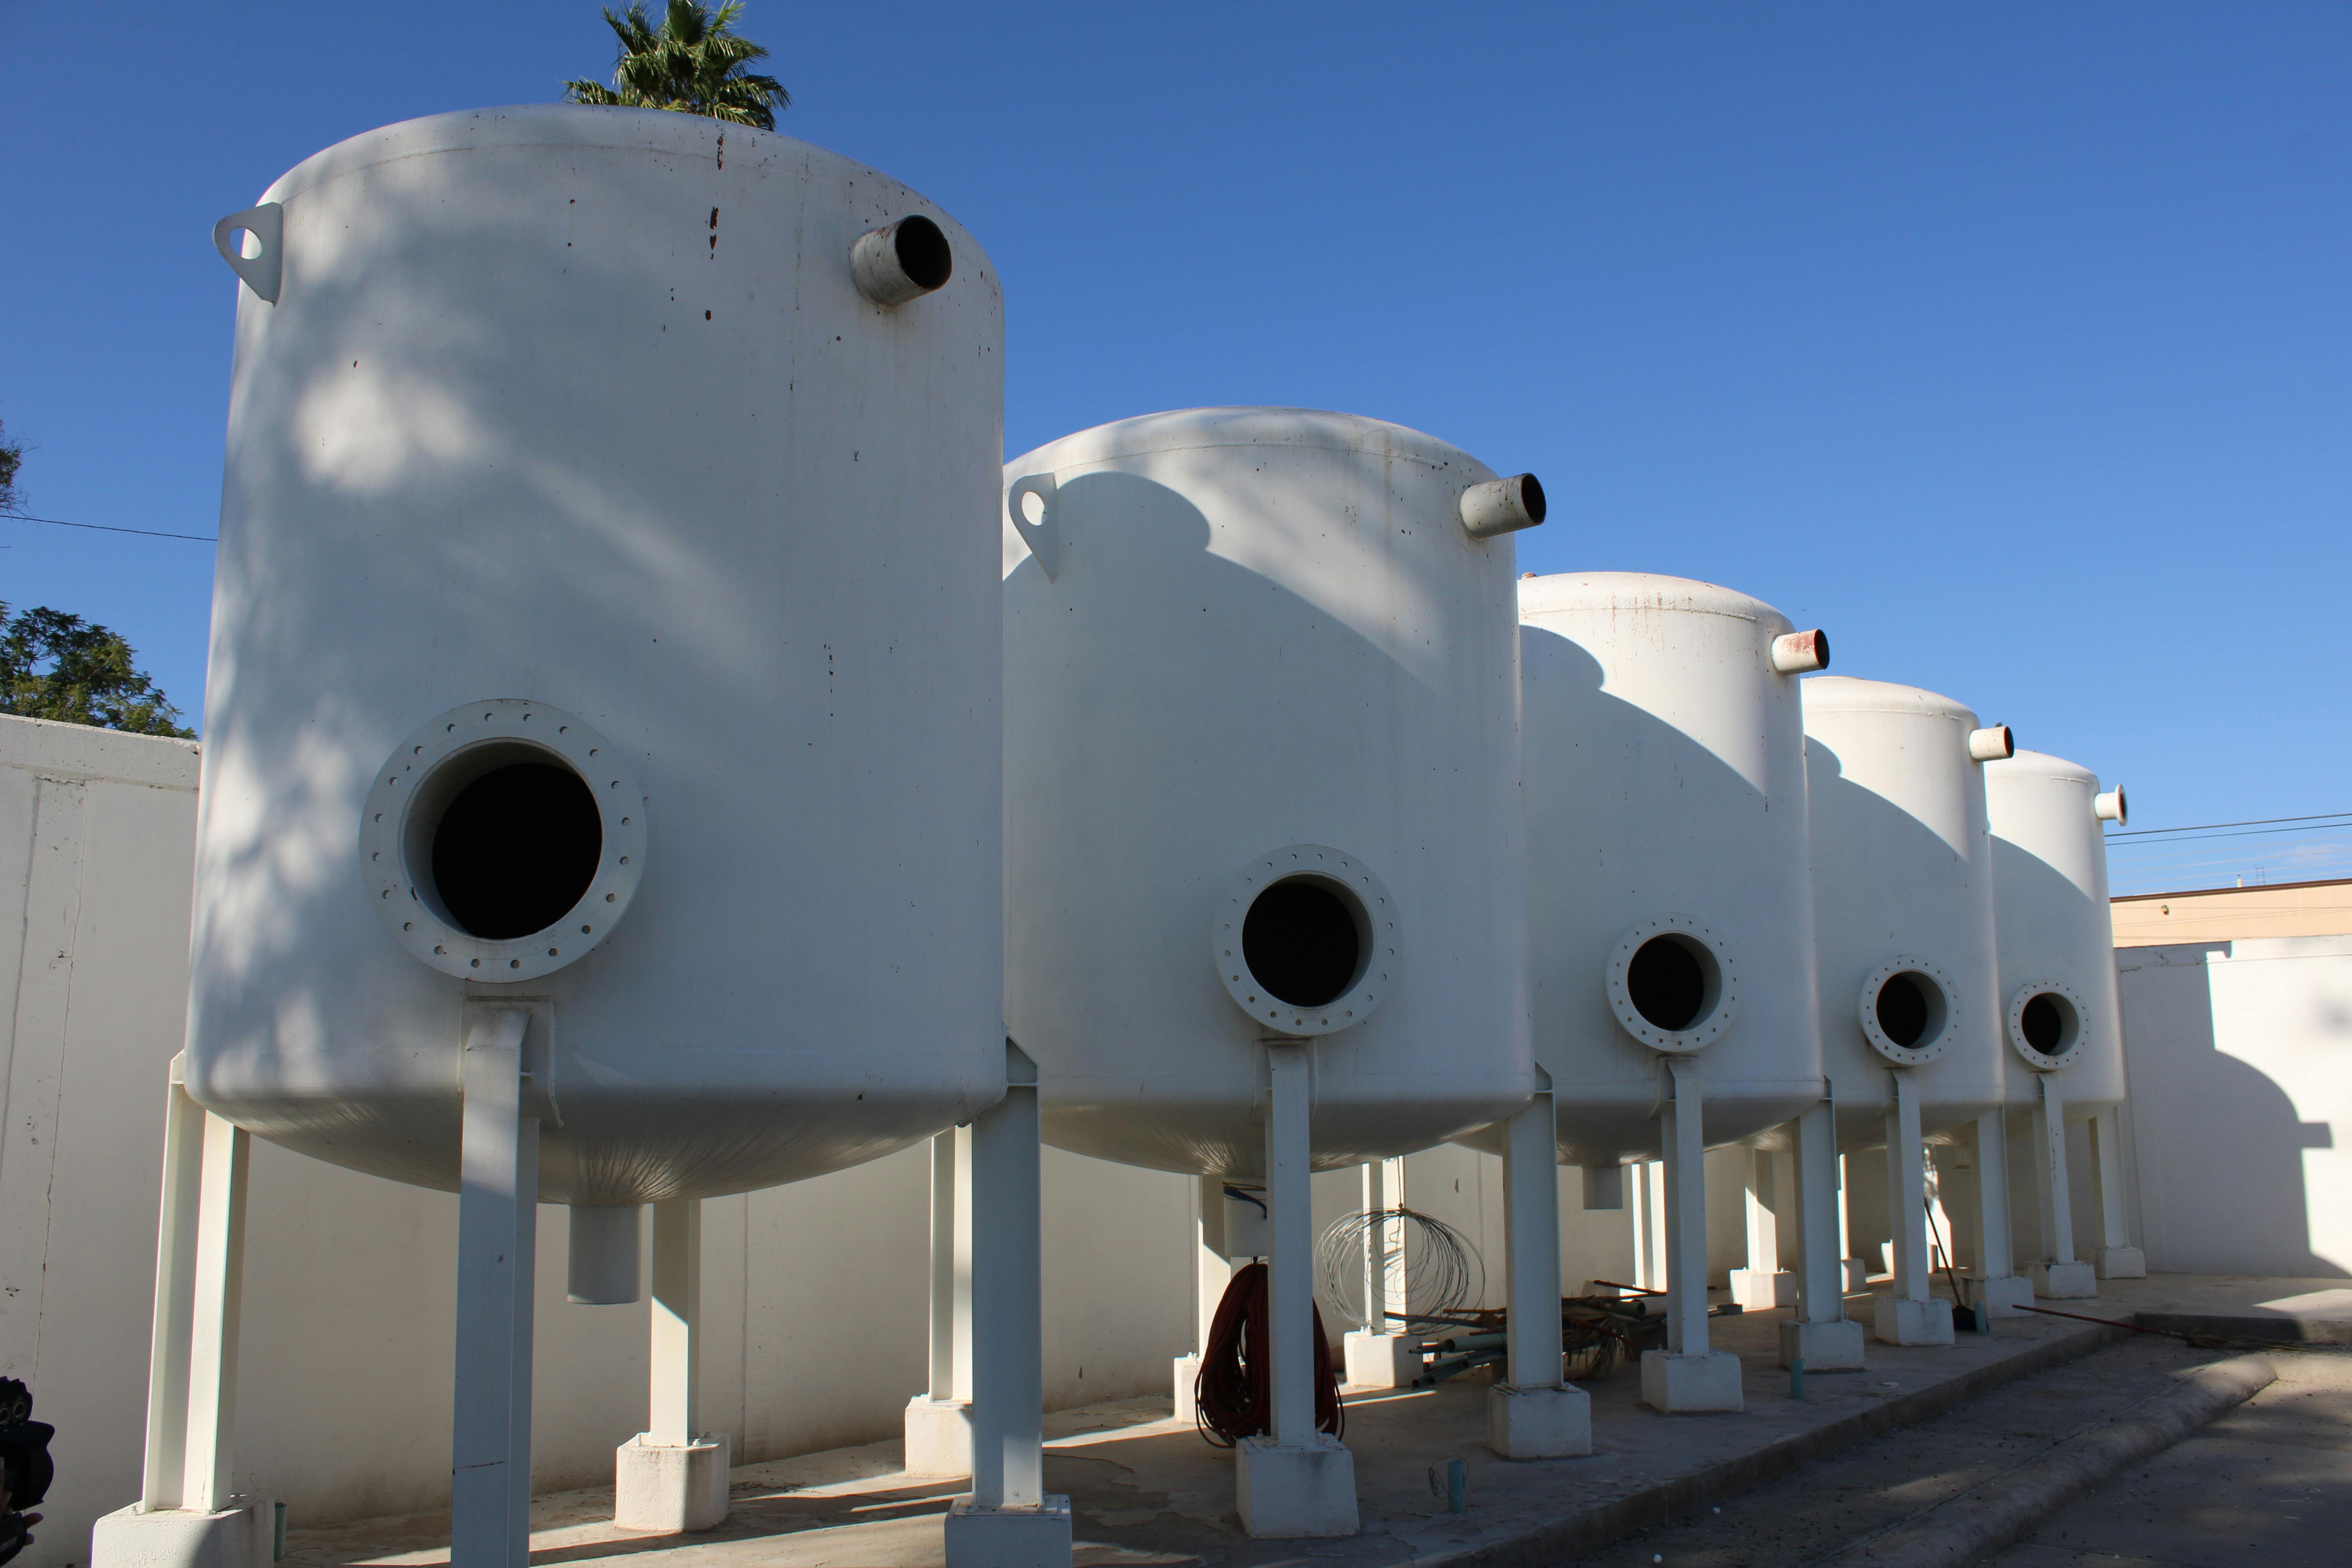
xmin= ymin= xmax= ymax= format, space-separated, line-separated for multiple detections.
xmin=2 ymin=512 xmax=217 ymax=544
xmin=2110 ymin=811 xmax=2352 ymax=840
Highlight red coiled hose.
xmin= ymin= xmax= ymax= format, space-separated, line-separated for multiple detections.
xmin=1193 ymin=1261 xmax=1344 ymax=1446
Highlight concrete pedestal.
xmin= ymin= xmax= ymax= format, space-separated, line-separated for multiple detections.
xmin=1873 ymin=1296 xmax=1956 ymax=1346
xmin=1639 ymin=1349 xmax=1744 ymax=1412
xmin=1485 ymin=1383 xmax=1591 ymax=1457
xmin=943 ymin=1494 xmax=1073 ymax=1568
xmin=1171 ymin=1354 xmax=1200 ymax=1426
xmin=1977 ymin=1274 xmax=2036 ymax=1317
xmin=614 ymin=1433 xmax=730 ymax=1532
xmin=91 ymin=1499 xmax=275 ymax=1568
xmin=1342 ymin=1330 xmax=1420 ymax=1389
xmin=1234 ymin=1435 xmax=1358 ymax=1538
xmin=1728 ymin=1269 xmax=1797 ymax=1311
xmin=2096 ymin=1247 xmax=2147 ymax=1280
xmin=2032 ymin=1261 xmax=2099 ymax=1299
xmin=1776 ymin=1318 xmax=1866 ymax=1371
xmin=904 ymin=1396 xmax=974 ymax=1479
xmin=1842 ymin=1259 xmax=1871 ymax=1293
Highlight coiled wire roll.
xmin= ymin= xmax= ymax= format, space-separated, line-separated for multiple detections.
xmin=1314 ymin=1206 xmax=1486 ymax=1331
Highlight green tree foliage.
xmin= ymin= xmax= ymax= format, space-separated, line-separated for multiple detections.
xmin=0 ymin=421 xmax=23 ymax=514
xmin=563 ymin=2 xmax=789 ymax=130
xmin=0 ymin=602 xmax=194 ymax=738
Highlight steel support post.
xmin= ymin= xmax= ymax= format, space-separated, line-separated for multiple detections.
xmin=1659 ymin=1058 xmax=1708 ymax=1358
xmin=1263 ymin=1042 xmax=1315 ymax=1445
xmin=453 ymin=1009 xmax=539 ymax=1568
xmin=139 ymin=1066 xmax=206 ymax=1511
xmin=649 ymin=1200 xmax=700 ymax=1445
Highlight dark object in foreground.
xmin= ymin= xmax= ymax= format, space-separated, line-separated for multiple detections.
xmin=0 ymin=1377 xmax=54 ymax=1568
xmin=1195 ymin=1261 xmax=1345 ymax=1445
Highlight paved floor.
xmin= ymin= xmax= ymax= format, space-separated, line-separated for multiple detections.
xmin=279 ymin=1276 xmax=2350 ymax=1568
xmin=1980 ymin=1350 xmax=2352 ymax=1568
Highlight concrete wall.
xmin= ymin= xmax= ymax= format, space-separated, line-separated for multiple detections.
xmin=2112 ymin=879 xmax=2352 ymax=946
xmin=2114 ymin=937 xmax=2352 ymax=1277
xmin=0 ymin=717 xmax=203 ymax=1568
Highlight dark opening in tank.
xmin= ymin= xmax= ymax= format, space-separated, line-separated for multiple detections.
xmin=1627 ymin=936 xmax=1707 ymax=1031
xmin=2022 ymin=992 xmax=2068 ymax=1056
xmin=431 ymin=763 xmax=603 ymax=939
xmin=1516 ymin=472 xmax=1548 ymax=525
xmin=1242 ymin=878 xmax=1363 ymax=1008
xmin=894 ymin=216 xmax=953 ymax=292
xmin=1877 ymin=973 xmax=1933 ymax=1047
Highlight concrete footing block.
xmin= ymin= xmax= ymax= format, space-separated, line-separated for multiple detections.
xmin=1778 ymin=1317 xmax=1866 ymax=1371
xmin=1234 ymin=1434 xmax=1358 ymax=1538
xmin=2031 ymin=1261 xmax=2099 ymax=1299
xmin=1486 ymin=1382 xmax=1592 ymax=1457
xmin=615 ymin=1433 xmax=730 ymax=1532
xmin=905 ymin=1395 xmax=973 ymax=1478
xmin=1729 ymin=1269 xmax=1798 ymax=1311
xmin=1342 ymin=1330 xmax=1420 ymax=1389
xmin=1874 ymin=1296 xmax=1957 ymax=1347
xmin=943 ymin=1494 xmax=1073 ymax=1568
xmin=1639 ymin=1349 xmax=1744 ymax=1412
xmin=1977 ymin=1274 xmax=2037 ymax=1317
xmin=1842 ymin=1259 xmax=1871 ymax=1293
xmin=2095 ymin=1246 xmax=2147 ymax=1280
xmin=91 ymin=1499 xmax=275 ymax=1568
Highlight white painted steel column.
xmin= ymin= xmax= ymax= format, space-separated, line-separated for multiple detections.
xmin=1356 ymin=1163 xmax=1383 ymax=1333
xmin=1263 ymin=1042 xmax=1315 ymax=1445
xmin=182 ymin=1111 xmax=250 ymax=1513
xmin=1192 ymin=1173 xmax=1229 ymax=1350
xmin=927 ymin=1132 xmax=958 ymax=1400
xmin=453 ymin=1009 xmax=538 ymax=1568
xmin=1503 ymin=1067 xmax=1563 ymax=1388
xmin=1743 ymin=1148 xmax=1780 ymax=1281
xmin=1883 ymin=1069 xmax=1928 ymax=1302
xmin=1793 ymin=1098 xmax=1842 ymax=1324
xmin=649 ymin=1199 xmax=700 ymax=1445
xmin=1973 ymin=1112 xmax=2015 ymax=1280
xmin=1378 ymin=1157 xmax=1407 ymax=1323
xmin=139 ymin=1068 xmax=206 ymax=1511
xmin=968 ymin=1043 xmax=1043 ymax=1510
xmin=1836 ymin=1152 xmax=1854 ymax=1269
xmin=2034 ymin=1076 xmax=2076 ymax=1266
xmin=1657 ymin=1059 xmax=1708 ymax=1357
xmin=1635 ymin=1161 xmax=1668 ymax=1292
xmin=2091 ymin=1110 xmax=2129 ymax=1254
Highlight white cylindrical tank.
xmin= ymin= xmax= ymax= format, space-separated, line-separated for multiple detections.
xmin=1462 ymin=574 xmax=1827 ymax=1168
xmin=1802 ymin=678 xmax=2007 ymax=1145
xmin=1983 ymin=753 xmax=2128 ymax=1116
xmin=187 ymin=106 xmax=1006 ymax=1204
xmin=1000 ymin=408 xmax=1536 ymax=1178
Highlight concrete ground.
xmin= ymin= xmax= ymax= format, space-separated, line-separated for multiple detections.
xmin=279 ymin=1275 xmax=2350 ymax=1568
xmin=1980 ymin=1350 xmax=2352 ymax=1568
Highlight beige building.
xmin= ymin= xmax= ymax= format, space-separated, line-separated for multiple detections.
xmin=2111 ymin=877 xmax=2352 ymax=946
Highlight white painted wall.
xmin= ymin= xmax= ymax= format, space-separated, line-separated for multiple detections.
xmin=2114 ymin=937 xmax=2352 ymax=1278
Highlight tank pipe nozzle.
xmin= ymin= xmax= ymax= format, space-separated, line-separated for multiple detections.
xmin=1769 ymin=628 xmax=1830 ymax=674
xmin=1459 ymin=475 xmax=1546 ymax=539
xmin=850 ymin=215 xmax=953 ymax=307
xmin=1967 ymin=725 xmax=2015 ymax=763
xmin=2094 ymin=787 xmax=2128 ymax=825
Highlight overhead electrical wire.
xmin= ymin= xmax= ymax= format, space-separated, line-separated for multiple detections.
xmin=1 ymin=512 xmax=218 ymax=543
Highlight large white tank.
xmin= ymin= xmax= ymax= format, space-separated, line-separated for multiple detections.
xmin=1000 ymin=408 xmax=1536 ymax=1178
xmin=1467 ymin=573 xmax=1828 ymax=1169
xmin=1801 ymin=677 xmax=2007 ymax=1147
xmin=186 ymin=105 xmax=1006 ymax=1204
xmin=1982 ymin=752 xmax=2128 ymax=1114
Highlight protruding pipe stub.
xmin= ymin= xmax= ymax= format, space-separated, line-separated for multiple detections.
xmin=1967 ymin=725 xmax=2015 ymax=763
xmin=2094 ymin=787 xmax=2128 ymax=825
xmin=1459 ymin=474 xmax=1546 ymax=539
xmin=566 ymin=1203 xmax=643 ymax=1305
xmin=850 ymin=215 xmax=953 ymax=307
xmin=1769 ymin=628 xmax=1830 ymax=674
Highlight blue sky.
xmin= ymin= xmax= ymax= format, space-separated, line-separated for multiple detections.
xmin=2 ymin=2 xmax=2345 ymax=892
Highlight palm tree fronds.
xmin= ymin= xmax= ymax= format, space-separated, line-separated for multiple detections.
xmin=562 ymin=0 xmax=788 ymax=130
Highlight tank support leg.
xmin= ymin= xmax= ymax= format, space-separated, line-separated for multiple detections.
xmin=616 ymin=1199 xmax=731 ymax=1530
xmin=92 ymin=1058 xmax=274 ymax=1568
xmin=1235 ymin=1040 xmax=1357 ymax=1536
xmin=1873 ymin=1068 xmax=1954 ymax=1345
xmin=1781 ymin=1093 xmax=1865 ymax=1370
xmin=453 ymin=1008 xmax=540 ymax=1568
xmin=1642 ymin=1058 xmax=1742 ymax=1410
xmin=2089 ymin=1111 xmax=2144 ymax=1277
xmin=946 ymin=1040 xmax=1071 ymax=1566
xmin=1968 ymin=1112 xmax=2033 ymax=1315
xmin=907 ymin=1131 xmax=975 ymax=1476
xmin=1730 ymin=1144 xmax=1794 ymax=1310
xmin=2029 ymin=1077 xmax=2097 ymax=1297
xmin=1489 ymin=1064 xmax=1589 ymax=1455
xmin=1341 ymin=1158 xmax=1416 ymax=1389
